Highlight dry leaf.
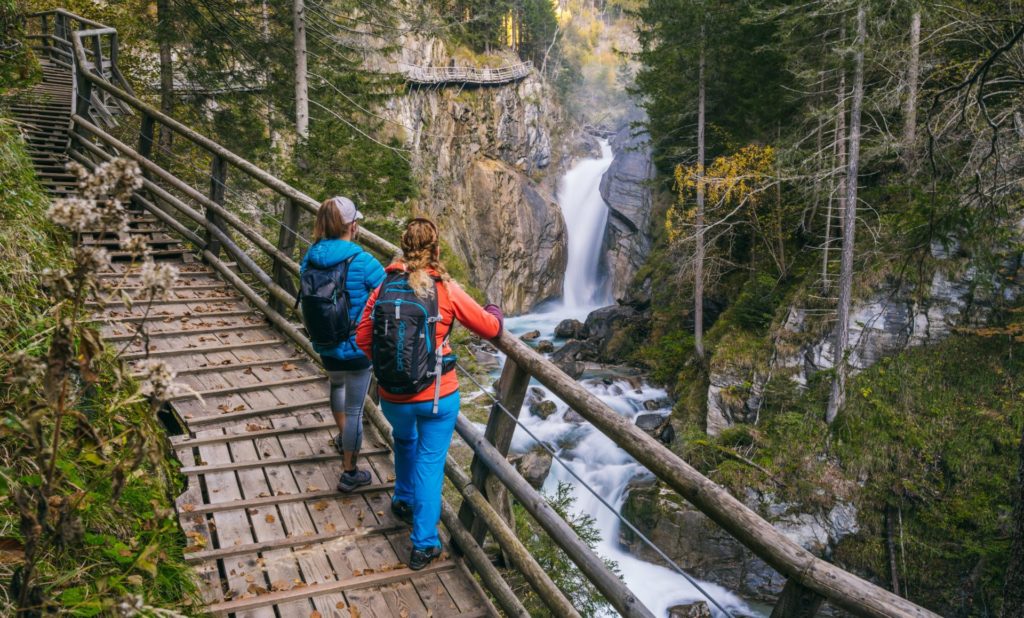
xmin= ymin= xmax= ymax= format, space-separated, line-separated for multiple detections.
xmin=265 ymin=514 xmax=276 ymax=523
xmin=399 ymin=609 xmax=409 ymax=618
xmin=312 ymin=501 xmax=328 ymax=512
xmin=310 ymin=612 xmax=322 ymax=618
xmin=234 ymin=404 xmax=246 ymax=411
xmin=181 ymin=503 xmax=195 ymax=512
xmin=352 ymin=569 xmax=363 ymax=577
xmin=282 ymin=362 xmax=296 ymax=372
xmin=306 ymin=485 xmax=321 ymax=492
xmin=247 ymin=583 xmax=268 ymax=595
xmin=324 ymin=522 xmax=336 ymax=532
xmin=270 ymin=580 xmax=290 ymax=591
xmin=336 ymin=602 xmax=346 ymax=610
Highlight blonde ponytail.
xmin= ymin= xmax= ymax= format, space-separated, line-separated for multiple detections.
xmin=400 ymin=218 xmax=450 ymax=300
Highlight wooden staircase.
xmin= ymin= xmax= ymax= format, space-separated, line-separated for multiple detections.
xmin=5 ymin=59 xmax=77 ymax=196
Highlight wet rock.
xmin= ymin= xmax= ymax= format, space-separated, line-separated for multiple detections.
xmin=551 ymin=339 xmax=590 ymax=379
xmin=529 ymin=399 xmax=557 ymax=419
xmin=473 ymin=347 xmax=501 ymax=372
xmin=536 ymin=340 xmax=555 ymax=354
xmin=635 ymin=413 xmax=675 ymax=445
xmin=642 ymin=398 xmax=666 ymax=411
xmin=520 ymin=329 xmax=541 ymax=341
xmin=582 ymin=304 xmax=648 ymax=364
xmin=668 ymin=602 xmax=711 ymax=618
xmin=563 ymin=409 xmax=585 ymax=424
xmin=554 ymin=318 xmax=588 ymax=340
xmin=527 ymin=386 xmax=545 ymax=404
xmin=512 ymin=449 xmax=552 ymax=489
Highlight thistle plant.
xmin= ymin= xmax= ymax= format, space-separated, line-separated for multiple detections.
xmin=2 ymin=158 xmax=191 ymax=615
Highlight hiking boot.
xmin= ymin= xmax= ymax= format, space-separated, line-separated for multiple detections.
xmin=408 ymin=545 xmax=442 ymax=571
xmin=391 ymin=500 xmax=413 ymax=525
xmin=337 ymin=468 xmax=371 ymax=492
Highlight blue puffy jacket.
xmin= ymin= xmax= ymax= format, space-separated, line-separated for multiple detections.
xmin=299 ymin=239 xmax=386 ymax=361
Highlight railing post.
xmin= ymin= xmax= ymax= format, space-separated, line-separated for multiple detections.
xmin=458 ymin=358 xmax=532 ymax=548
xmin=206 ymin=155 xmax=228 ymax=258
xmin=271 ymin=199 xmax=301 ymax=313
xmin=138 ymin=113 xmax=155 ymax=161
xmin=770 ymin=580 xmax=826 ymax=618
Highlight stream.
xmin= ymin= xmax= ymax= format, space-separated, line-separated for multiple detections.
xmin=497 ymin=141 xmax=759 ymax=617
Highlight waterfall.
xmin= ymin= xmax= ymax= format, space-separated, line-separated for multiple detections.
xmin=559 ymin=140 xmax=615 ymax=309
xmin=500 ymin=142 xmax=760 ymax=617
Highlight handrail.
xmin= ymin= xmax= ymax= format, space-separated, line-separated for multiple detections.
xmin=43 ymin=8 xmax=943 ymax=618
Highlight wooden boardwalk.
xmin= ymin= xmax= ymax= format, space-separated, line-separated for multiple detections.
xmin=97 ymin=258 xmax=493 ymax=617
xmin=6 ymin=58 xmax=496 ymax=618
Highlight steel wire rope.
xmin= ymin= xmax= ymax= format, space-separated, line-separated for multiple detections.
xmin=452 ymin=352 xmax=734 ymax=617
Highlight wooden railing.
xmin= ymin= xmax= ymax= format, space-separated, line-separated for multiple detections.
xmin=32 ymin=10 xmax=944 ymax=618
xmin=399 ymin=61 xmax=532 ymax=85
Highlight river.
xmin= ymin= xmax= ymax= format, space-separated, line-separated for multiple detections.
xmin=498 ymin=141 xmax=758 ymax=617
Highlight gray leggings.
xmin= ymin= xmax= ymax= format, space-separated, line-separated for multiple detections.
xmin=326 ymin=367 xmax=373 ymax=453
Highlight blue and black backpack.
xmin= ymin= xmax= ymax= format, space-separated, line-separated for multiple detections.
xmin=297 ymin=255 xmax=357 ymax=348
xmin=371 ymin=271 xmax=454 ymax=403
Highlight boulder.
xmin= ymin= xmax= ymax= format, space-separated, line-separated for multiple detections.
xmin=668 ymin=602 xmax=711 ymax=618
xmin=520 ymin=329 xmax=541 ymax=341
xmin=529 ymin=399 xmax=557 ymax=419
xmin=536 ymin=340 xmax=555 ymax=354
xmin=563 ymin=409 xmax=585 ymax=424
xmin=551 ymin=339 xmax=590 ymax=379
xmin=526 ymin=386 xmax=545 ymax=404
xmin=514 ymin=449 xmax=553 ymax=489
xmin=635 ymin=413 xmax=675 ymax=445
xmin=554 ymin=318 xmax=588 ymax=340
xmin=582 ymin=304 xmax=648 ymax=364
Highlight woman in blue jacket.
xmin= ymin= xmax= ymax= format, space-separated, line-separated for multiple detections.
xmin=300 ymin=196 xmax=386 ymax=492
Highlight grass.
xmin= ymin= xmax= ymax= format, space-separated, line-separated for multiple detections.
xmin=0 ymin=120 xmax=200 ymax=615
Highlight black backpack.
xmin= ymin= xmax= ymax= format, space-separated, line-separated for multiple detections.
xmin=371 ymin=271 xmax=450 ymax=400
xmin=297 ymin=254 xmax=358 ymax=348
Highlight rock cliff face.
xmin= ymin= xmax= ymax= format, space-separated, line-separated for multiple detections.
xmin=599 ymin=124 xmax=654 ymax=301
xmin=379 ymin=38 xmax=571 ymax=313
xmin=706 ymin=243 xmax=1024 ymax=435
xmin=620 ymin=481 xmax=859 ymax=602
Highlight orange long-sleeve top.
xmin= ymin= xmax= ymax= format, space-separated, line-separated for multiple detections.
xmin=356 ymin=264 xmax=501 ymax=403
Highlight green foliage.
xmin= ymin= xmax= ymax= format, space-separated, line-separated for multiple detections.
xmin=830 ymin=334 xmax=1023 ymax=613
xmin=0 ymin=0 xmax=38 ymax=90
xmin=510 ymin=482 xmax=618 ymax=617
xmin=0 ymin=122 xmax=198 ymax=614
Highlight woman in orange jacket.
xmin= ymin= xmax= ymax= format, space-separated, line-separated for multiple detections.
xmin=356 ymin=218 xmax=503 ymax=570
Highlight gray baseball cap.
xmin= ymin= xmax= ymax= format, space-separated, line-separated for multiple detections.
xmin=330 ymin=196 xmax=364 ymax=224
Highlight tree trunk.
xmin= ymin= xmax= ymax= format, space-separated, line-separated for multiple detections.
xmin=1004 ymin=424 xmax=1024 ymax=617
xmin=156 ymin=0 xmax=174 ymax=153
xmin=826 ymin=5 xmax=865 ymax=425
xmin=694 ymin=20 xmax=706 ymax=362
xmin=902 ymin=10 xmax=920 ymax=168
xmin=822 ymin=68 xmax=846 ymax=293
xmin=293 ymin=0 xmax=309 ymax=139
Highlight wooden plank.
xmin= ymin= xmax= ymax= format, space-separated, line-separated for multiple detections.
xmin=120 ymin=338 xmax=286 ymax=361
xmin=106 ymin=322 xmax=263 ymax=342
xmin=184 ymin=522 xmax=405 ymax=564
xmin=182 ymin=398 xmax=330 ymax=427
xmin=136 ymin=354 xmax=304 ymax=379
xmin=179 ymin=448 xmax=389 ymax=475
xmin=170 ymin=419 xmax=336 ymax=446
xmin=169 ymin=374 xmax=323 ymax=402
xmin=206 ymin=561 xmax=456 ymax=615
xmin=178 ymin=484 xmax=396 ymax=516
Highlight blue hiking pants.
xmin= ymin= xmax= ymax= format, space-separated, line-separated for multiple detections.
xmin=380 ymin=391 xmax=460 ymax=551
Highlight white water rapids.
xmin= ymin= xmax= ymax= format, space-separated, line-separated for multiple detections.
xmin=497 ymin=141 xmax=759 ymax=617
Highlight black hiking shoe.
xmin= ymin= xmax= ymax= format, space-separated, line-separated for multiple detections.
xmin=337 ymin=468 xmax=371 ymax=492
xmin=408 ymin=545 xmax=442 ymax=571
xmin=391 ymin=500 xmax=413 ymax=525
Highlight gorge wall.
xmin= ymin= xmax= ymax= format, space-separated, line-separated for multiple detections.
xmin=377 ymin=35 xmax=574 ymax=314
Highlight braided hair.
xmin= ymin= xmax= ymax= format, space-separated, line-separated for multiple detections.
xmin=400 ymin=217 xmax=451 ymax=300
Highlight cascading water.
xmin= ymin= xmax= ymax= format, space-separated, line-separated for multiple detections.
xmin=500 ymin=143 xmax=759 ymax=617
xmin=560 ymin=141 xmax=615 ymax=309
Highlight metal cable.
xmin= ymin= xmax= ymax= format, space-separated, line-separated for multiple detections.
xmin=453 ymin=354 xmax=734 ymax=617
